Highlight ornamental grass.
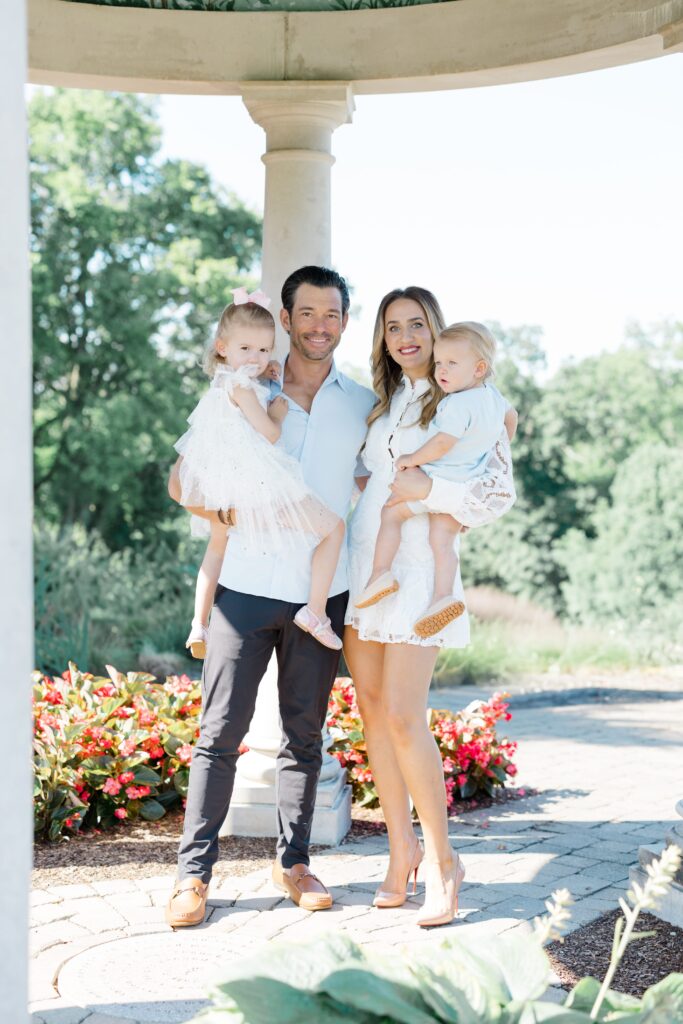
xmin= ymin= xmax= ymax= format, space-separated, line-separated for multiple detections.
xmin=33 ymin=667 xmax=517 ymax=841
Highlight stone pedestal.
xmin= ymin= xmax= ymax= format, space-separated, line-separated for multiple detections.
xmin=629 ymin=798 xmax=683 ymax=927
xmin=242 ymin=83 xmax=354 ymax=355
xmin=220 ymin=654 xmax=352 ymax=845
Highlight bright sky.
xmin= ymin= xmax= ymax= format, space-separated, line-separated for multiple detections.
xmin=159 ymin=54 xmax=680 ymax=373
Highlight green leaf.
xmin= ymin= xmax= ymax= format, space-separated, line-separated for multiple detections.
xmin=317 ymin=965 xmax=435 ymax=1024
xmin=640 ymin=973 xmax=683 ymax=1022
xmin=139 ymin=798 xmax=165 ymax=821
xmin=565 ymin=977 xmax=601 ymax=1013
xmin=133 ymin=766 xmax=161 ymax=786
xmin=173 ymin=770 xmax=190 ymax=797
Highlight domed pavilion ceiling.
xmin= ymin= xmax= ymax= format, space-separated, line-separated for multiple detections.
xmin=64 ymin=0 xmax=458 ymax=11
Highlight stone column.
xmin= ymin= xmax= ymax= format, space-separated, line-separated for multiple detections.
xmin=220 ymin=84 xmax=355 ymax=847
xmin=0 ymin=2 xmax=33 ymax=1022
xmin=241 ymin=82 xmax=354 ymax=354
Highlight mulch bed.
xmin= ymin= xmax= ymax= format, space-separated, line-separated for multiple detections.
xmin=32 ymin=787 xmax=526 ymax=889
xmin=547 ymin=909 xmax=683 ymax=998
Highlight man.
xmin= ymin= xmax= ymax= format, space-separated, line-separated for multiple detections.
xmin=166 ymin=266 xmax=374 ymax=927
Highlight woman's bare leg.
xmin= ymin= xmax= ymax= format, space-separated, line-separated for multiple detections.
xmin=343 ymin=627 xmax=418 ymax=892
xmin=381 ymin=643 xmax=453 ymax=869
xmin=307 ymin=519 xmax=345 ymax=619
xmin=428 ymin=514 xmax=463 ymax=603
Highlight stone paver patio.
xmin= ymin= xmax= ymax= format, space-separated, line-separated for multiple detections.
xmin=30 ymin=682 xmax=683 ymax=1024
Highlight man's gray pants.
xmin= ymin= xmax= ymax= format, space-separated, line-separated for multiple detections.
xmin=177 ymin=586 xmax=347 ymax=881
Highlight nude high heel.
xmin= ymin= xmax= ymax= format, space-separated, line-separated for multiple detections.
xmin=416 ymin=852 xmax=465 ymax=927
xmin=373 ymin=837 xmax=424 ymax=909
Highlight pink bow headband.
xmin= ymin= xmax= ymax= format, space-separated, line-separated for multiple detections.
xmin=232 ymin=287 xmax=272 ymax=311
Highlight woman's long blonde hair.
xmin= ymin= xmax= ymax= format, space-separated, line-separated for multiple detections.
xmin=367 ymin=286 xmax=446 ymax=429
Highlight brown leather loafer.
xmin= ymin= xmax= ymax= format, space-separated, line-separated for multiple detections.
xmin=165 ymin=877 xmax=209 ymax=929
xmin=272 ymin=861 xmax=333 ymax=911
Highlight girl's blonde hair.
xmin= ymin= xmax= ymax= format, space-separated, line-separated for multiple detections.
xmin=437 ymin=321 xmax=497 ymax=381
xmin=367 ymin=286 xmax=446 ymax=429
xmin=203 ymin=301 xmax=276 ymax=377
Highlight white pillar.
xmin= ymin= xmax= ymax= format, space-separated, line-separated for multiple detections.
xmin=241 ymin=82 xmax=354 ymax=354
xmin=221 ymin=84 xmax=355 ymax=846
xmin=0 ymin=3 xmax=33 ymax=1022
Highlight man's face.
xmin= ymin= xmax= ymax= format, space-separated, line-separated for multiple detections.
xmin=280 ymin=283 xmax=348 ymax=362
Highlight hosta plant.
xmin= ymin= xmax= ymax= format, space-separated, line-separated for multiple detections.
xmin=189 ymin=847 xmax=683 ymax=1024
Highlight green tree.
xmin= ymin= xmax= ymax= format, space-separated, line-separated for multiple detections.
xmin=31 ymin=88 xmax=261 ymax=549
xmin=559 ymin=443 xmax=683 ymax=656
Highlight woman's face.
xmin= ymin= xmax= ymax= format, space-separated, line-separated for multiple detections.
xmin=383 ymin=298 xmax=434 ymax=380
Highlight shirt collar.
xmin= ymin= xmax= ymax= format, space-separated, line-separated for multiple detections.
xmin=400 ymin=373 xmax=431 ymax=398
xmin=273 ymin=358 xmax=348 ymax=395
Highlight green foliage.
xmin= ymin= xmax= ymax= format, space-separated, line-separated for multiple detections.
xmin=34 ymin=524 xmax=201 ymax=674
xmin=188 ymin=930 xmax=683 ymax=1024
xmin=30 ymin=88 xmax=261 ymax=550
xmin=559 ymin=444 xmax=683 ymax=658
xmin=33 ymin=663 xmax=201 ymax=839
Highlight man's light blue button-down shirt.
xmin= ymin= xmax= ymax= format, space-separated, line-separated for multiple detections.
xmin=218 ymin=361 xmax=375 ymax=603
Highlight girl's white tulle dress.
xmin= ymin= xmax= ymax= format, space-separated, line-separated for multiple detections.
xmin=174 ymin=365 xmax=337 ymax=551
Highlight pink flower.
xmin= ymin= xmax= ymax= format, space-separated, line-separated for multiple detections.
xmin=119 ymin=739 xmax=136 ymax=757
xmin=176 ymin=744 xmax=193 ymax=765
xmin=114 ymin=808 xmax=127 ymax=819
xmin=505 ymin=764 xmax=518 ymax=776
xmin=457 ymin=774 xmax=468 ymax=787
xmin=103 ymin=778 xmax=122 ymax=796
xmin=118 ymin=771 xmax=135 ymax=784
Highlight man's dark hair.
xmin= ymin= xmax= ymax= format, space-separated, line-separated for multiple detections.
xmin=281 ymin=266 xmax=350 ymax=317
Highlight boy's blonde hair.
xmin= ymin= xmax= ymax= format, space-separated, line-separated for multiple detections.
xmin=437 ymin=321 xmax=497 ymax=382
xmin=203 ymin=301 xmax=276 ymax=377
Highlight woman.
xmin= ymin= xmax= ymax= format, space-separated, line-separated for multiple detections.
xmin=344 ymin=287 xmax=468 ymax=927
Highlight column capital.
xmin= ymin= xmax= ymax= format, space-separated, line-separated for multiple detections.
xmin=242 ymin=81 xmax=354 ymax=144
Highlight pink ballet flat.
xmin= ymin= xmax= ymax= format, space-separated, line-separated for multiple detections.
xmin=294 ymin=606 xmax=343 ymax=651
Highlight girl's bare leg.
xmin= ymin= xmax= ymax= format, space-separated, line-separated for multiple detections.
xmin=428 ymin=513 xmax=463 ymax=602
xmin=307 ymin=519 xmax=345 ymax=619
xmin=381 ymin=642 xmax=453 ymax=871
xmin=344 ymin=627 xmax=418 ymax=891
xmin=365 ymin=502 xmax=415 ymax=586
xmin=192 ymin=521 xmax=229 ymax=629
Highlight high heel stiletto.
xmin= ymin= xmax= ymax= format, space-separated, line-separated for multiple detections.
xmin=373 ymin=837 xmax=424 ymax=909
xmin=416 ymin=852 xmax=465 ymax=927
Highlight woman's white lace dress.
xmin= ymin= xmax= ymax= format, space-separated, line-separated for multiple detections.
xmin=174 ymin=365 xmax=337 ymax=551
xmin=345 ymin=375 xmax=470 ymax=649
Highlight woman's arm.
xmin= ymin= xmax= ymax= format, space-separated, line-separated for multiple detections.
xmin=395 ymin=431 xmax=456 ymax=471
xmin=230 ymin=385 xmax=282 ymax=444
xmin=504 ymin=406 xmax=518 ymax=442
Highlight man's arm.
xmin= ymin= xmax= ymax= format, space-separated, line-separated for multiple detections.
xmin=167 ymin=456 xmax=225 ymax=525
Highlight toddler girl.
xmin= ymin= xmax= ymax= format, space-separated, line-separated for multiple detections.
xmin=174 ymin=290 xmax=345 ymax=655
xmin=355 ymin=321 xmax=517 ymax=638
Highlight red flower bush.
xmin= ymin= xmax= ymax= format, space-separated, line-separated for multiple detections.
xmin=327 ymin=678 xmax=517 ymax=810
xmin=33 ymin=663 xmax=202 ymax=840
xmin=33 ymin=666 xmax=517 ymax=841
